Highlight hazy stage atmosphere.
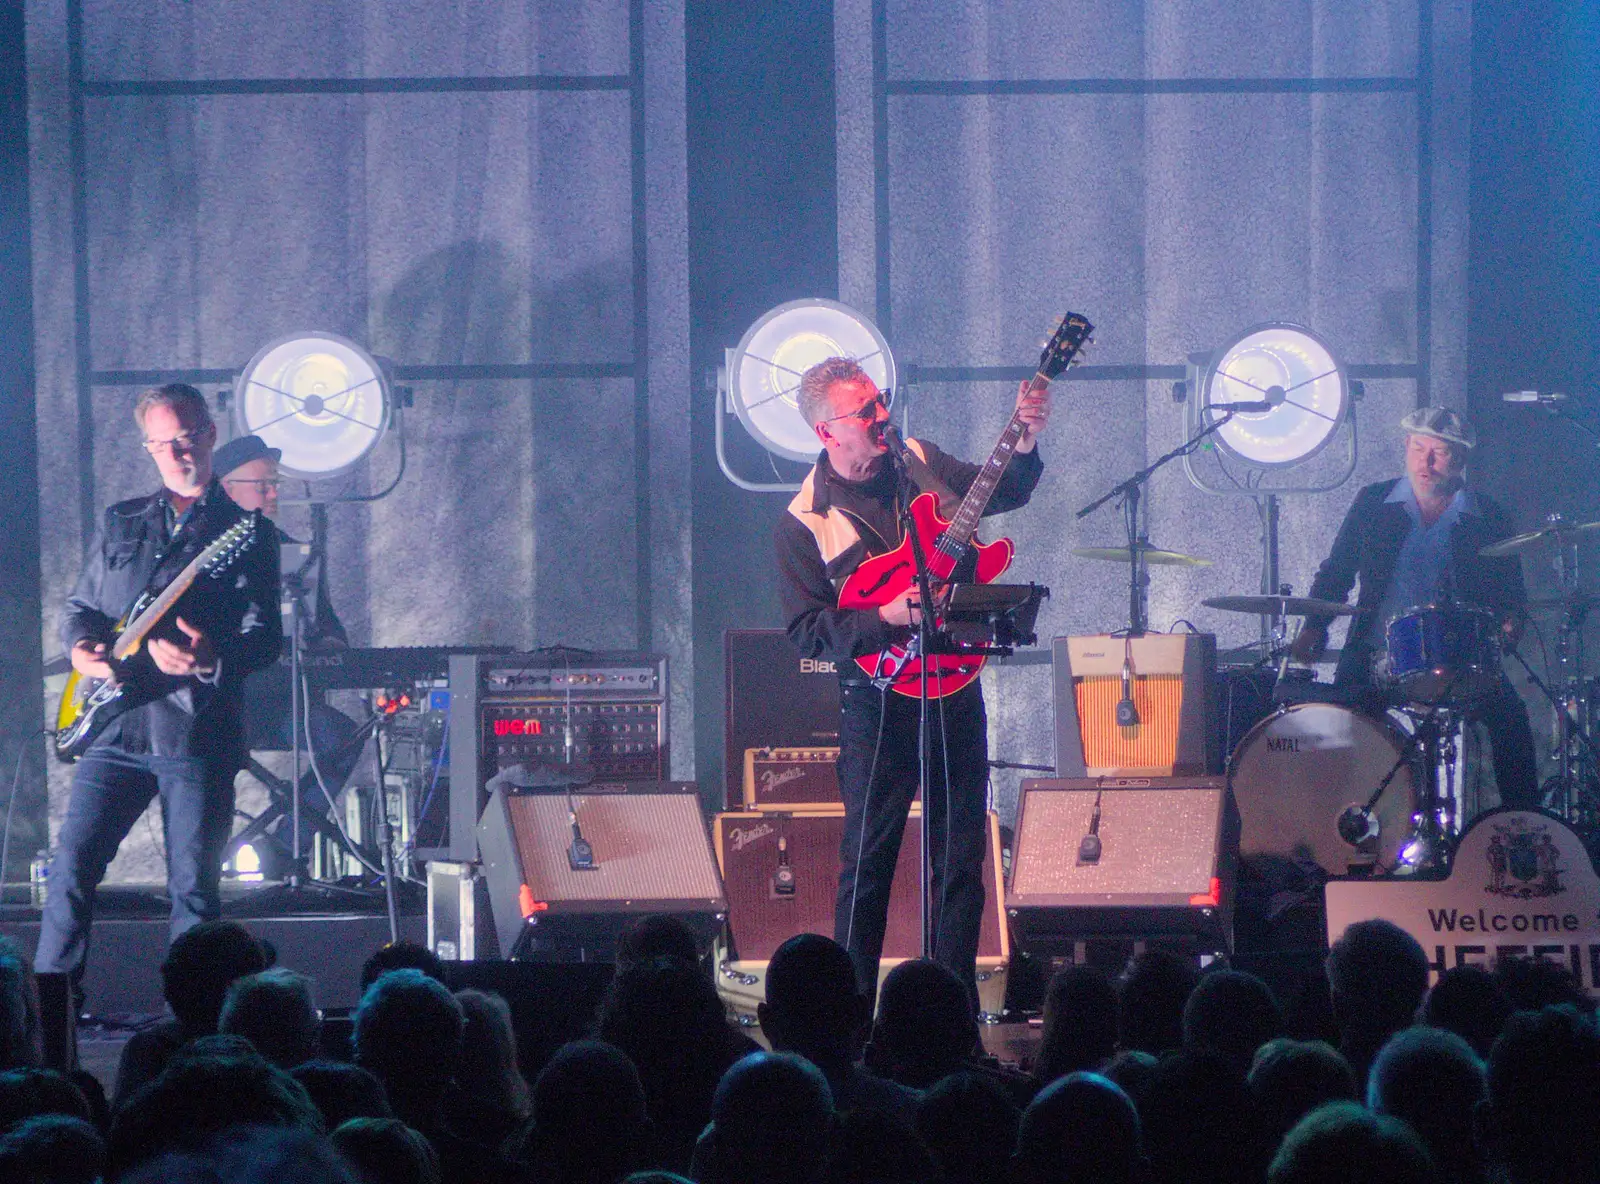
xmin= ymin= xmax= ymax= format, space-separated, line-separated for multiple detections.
xmin=0 ymin=1 xmax=1599 ymax=1182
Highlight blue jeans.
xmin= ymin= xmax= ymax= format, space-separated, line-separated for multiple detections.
xmin=34 ymin=745 xmax=236 ymax=979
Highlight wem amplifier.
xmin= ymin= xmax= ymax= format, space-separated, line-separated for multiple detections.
xmin=1052 ymin=634 xmax=1219 ymax=778
xmin=477 ymin=782 xmax=726 ymax=961
xmin=426 ymin=652 xmax=668 ymax=862
xmin=742 ymin=747 xmax=841 ymax=810
xmin=1006 ymin=776 xmax=1237 ymax=951
xmin=725 ymin=630 xmax=840 ymax=809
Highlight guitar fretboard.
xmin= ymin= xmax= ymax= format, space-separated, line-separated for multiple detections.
xmin=934 ymin=374 xmax=1044 ymax=564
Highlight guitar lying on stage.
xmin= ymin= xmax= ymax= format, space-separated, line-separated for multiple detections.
xmin=54 ymin=516 xmax=259 ymax=762
xmin=836 ymin=312 xmax=1093 ymax=698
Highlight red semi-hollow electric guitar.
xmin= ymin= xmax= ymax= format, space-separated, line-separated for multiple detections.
xmin=837 ymin=312 xmax=1093 ymax=698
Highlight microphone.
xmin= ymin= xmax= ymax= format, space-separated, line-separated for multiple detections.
xmin=567 ymin=802 xmax=597 ymax=871
xmin=1115 ymin=654 xmax=1140 ymax=727
xmin=1337 ymin=804 xmax=1378 ymax=848
xmin=772 ymin=835 xmax=796 ymax=897
xmin=1210 ymin=400 xmax=1276 ymax=413
xmin=1078 ymin=787 xmax=1104 ymax=864
xmin=1502 ymin=390 xmax=1568 ymax=404
xmin=880 ymin=423 xmax=912 ymax=461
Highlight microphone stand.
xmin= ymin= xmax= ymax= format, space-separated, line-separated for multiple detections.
xmin=1077 ymin=409 xmax=1236 ymax=635
xmin=887 ymin=440 xmax=945 ymax=962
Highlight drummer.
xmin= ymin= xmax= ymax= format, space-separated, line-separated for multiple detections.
xmin=1290 ymin=407 xmax=1540 ymax=809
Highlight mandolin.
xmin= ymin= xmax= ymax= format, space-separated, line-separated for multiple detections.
xmin=837 ymin=312 xmax=1093 ymax=698
xmin=54 ymin=516 xmax=259 ymax=762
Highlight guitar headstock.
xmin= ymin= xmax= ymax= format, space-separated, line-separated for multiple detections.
xmin=203 ymin=516 xmax=258 ymax=578
xmin=1038 ymin=312 xmax=1094 ymax=381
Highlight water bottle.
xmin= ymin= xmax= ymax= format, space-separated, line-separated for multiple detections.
xmin=29 ymin=851 xmax=48 ymax=908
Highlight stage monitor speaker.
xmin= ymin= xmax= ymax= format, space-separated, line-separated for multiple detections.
xmin=477 ymin=783 xmax=727 ymax=961
xmin=712 ymin=807 xmax=1007 ymax=963
xmin=725 ymin=630 xmax=841 ymax=810
xmin=1006 ymin=777 xmax=1237 ymax=951
xmin=1052 ymin=634 xmax=1219 ymax=778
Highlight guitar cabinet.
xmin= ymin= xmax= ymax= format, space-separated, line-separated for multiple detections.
xmin=1052 ymin=633 xmax=1219 ymax=778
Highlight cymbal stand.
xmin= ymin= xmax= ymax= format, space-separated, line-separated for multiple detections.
xmin=1549 ymin=525 xmax=1594 ymax=821
xmin=1077 ymin=409 xmax=1235 ymax=636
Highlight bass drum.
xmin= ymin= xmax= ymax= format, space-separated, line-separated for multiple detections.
xmin=1228 ymin=703 xmax=1416 ymax=877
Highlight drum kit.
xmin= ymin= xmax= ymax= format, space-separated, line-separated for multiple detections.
xmin=1071 ymin=511 xmax=1600 ymax=882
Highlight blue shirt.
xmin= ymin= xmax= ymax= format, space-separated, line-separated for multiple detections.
xmin=1375 ymin=477 xmax=1480 ymax=628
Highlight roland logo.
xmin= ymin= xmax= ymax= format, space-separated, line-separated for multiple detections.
xmin=800 ymin=658 xmax=837 ymax=674
xmin=1267 ymin=737 xmax=1302 ymax=753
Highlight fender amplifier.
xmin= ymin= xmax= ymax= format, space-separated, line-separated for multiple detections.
xmin=742 ymin=747 xmax=841 ymax=810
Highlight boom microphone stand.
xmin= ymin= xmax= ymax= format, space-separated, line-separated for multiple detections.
xmin=885 ymin=437 xmax=948 ymax=961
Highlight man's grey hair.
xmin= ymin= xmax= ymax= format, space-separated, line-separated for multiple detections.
xmin=797 ymin=357 xmax=873 ymax=428
xmin=134 ymin=382 xmax=213 ymax=432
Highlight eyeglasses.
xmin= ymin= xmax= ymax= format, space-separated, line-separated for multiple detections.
xmin=224 ymin=478 xmax=281 ymax=492
xmin=821 ymin=392 xmax=890 ymax=424
xmin=142 ymin=431 xmax=207 ymax=455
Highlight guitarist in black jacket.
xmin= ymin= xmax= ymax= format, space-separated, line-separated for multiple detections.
xmin=1291 ymin=407 xmax=1539 ymax=809
xmin=37 ymin=384 xmax=281 ymax=986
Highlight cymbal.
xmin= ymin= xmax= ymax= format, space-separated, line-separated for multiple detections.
xmin=1202 ymin=594 xmax=1363 ymax=617
xmin=1070 ymin=544 xmax=1213 ymax=567
xmin=1481 ymin=518 xmax=1600 ymax=558
xmin=1527 ymin=592 xmax=1599 ymax=613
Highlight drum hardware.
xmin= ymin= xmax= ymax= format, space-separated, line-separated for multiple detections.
xmin=1483 ymin=515 xmax=1600 ymax=828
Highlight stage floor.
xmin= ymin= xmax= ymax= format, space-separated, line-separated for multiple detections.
xmin=0 ymin=879 xmax=426 ymax=1017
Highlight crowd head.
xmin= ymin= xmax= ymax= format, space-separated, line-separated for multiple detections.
xmin=4 ymin=919 xmax=1597 ymax=1184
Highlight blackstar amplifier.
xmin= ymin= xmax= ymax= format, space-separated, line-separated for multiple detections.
xmin=742 ymin=747 xmax=841 ymax=810
xmin=725 ymin=631 xmax=841 ymax=810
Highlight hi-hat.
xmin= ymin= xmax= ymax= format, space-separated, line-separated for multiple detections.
xmin=1203 ymin=594 xmax=1363 ymax=617
xmin=1071 ymin=544 xmax=1213 ymax=567
xmin=1481 ymin=516 xmax=1600 ymax=558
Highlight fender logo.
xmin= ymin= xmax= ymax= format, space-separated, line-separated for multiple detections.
xmin=729 ymin=823 xmax=775 ymax=852
xmin=758 ymin=768 xmax=806 ymax=793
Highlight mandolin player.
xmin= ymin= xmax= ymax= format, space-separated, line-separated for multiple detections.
xmin=36 ymin=384 xmax=280 ymax=995
xmin=776 ymin=356 xmax=1049 ymax=1006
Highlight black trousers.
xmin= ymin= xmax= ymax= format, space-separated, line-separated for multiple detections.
xmin=833 ymin=680 xmax=988 ymax=1004
xmin=36 ymin=744 xmax=237 ymax=980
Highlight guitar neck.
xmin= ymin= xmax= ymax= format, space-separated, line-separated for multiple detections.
xmin=937 ymin=369 xmax=1047 ymax=555
xmin=112 ymin=570 xmax=202 ymax=661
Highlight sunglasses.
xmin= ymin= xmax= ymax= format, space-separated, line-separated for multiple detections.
xmin=821 ymin=392 xmax=891 ymax=424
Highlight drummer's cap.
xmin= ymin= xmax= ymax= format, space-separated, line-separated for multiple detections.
xmin=1399 ymin=406 xmax=1475 ymax=450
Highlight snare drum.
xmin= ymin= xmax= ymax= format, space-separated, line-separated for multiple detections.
xmin=1229 ymin=703 xmax=1416 ymax=877
xmin=1381 ymin=603 xmax=1501 ymax=704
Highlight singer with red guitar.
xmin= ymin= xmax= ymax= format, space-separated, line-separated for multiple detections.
xmin=776 ymin=356 xmax=1051 ymax=1005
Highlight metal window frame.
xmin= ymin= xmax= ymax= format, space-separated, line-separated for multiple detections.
xmin=64 ymin=0 xmax=656 ymax=647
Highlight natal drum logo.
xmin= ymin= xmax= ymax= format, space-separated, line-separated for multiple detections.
xmin=1485 ymin=818 xmax=1564 ymax=900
